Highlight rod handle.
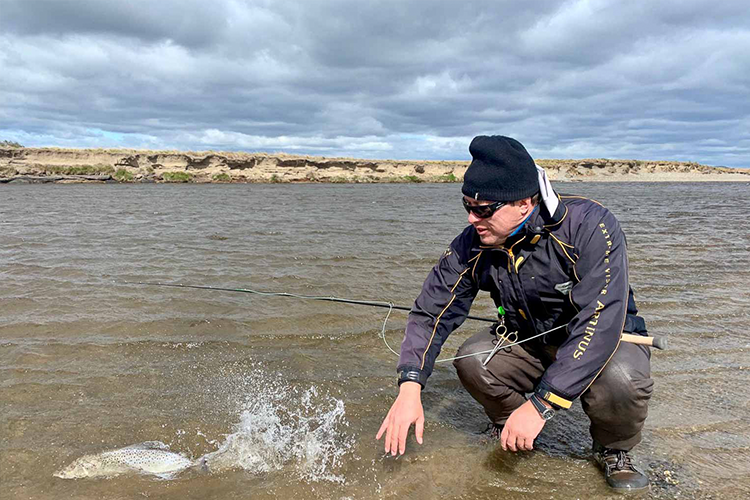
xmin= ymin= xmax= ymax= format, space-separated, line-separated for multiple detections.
xmin=621 ymin=333 xmax=667 ymax=350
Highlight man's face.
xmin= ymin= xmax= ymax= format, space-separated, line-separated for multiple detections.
xmin=463 ymin=196 xmax=530 ymax=247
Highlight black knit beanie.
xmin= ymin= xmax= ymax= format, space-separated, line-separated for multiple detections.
xmin=461 ymin=135 xmax=539 ymax=202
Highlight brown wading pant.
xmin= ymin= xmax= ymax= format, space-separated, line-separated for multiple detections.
xmin=453 ymin=328 xmax=653 ymax=451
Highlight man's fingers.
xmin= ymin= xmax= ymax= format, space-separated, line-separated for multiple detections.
xmin=389 ymin=421 xmax=401 ymax=456
xmin=500 ymin=430 xmax=534 ymax=452
xmin=376 ymin=417 xmax=388 ymax=440
xmin=377 ymin=390 xmax=424 ymax=456
xmin=384 ymin=419 xmax=395 ymax=454
xmin=415 ymin=416 xmax=424 ymax=445
xmin=507 ymin=433 xmax=522 ymax=452
xmin=377 ymin=407 xmax=393 ymax=442
xmin=517 ymin=437 xmax=528 ymax=451
xmin=514 ymin=436 xmax=534 ymax=451
xmin=507 ymin=435 xmax=518 ymax=452
xmin=397 ymin=421 xmax=410 ymax=455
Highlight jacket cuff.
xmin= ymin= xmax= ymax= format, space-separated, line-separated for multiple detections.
xmin=535 ymin=381 xmax=573 ymax=409
xmin=396 ymin=366 xmax=428 ymax=388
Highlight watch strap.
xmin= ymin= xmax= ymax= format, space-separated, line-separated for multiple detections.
xmin=529 ymin=393 xmax=555 ymax=420
xmin=397 ymin=369 xmax=426 ymax=388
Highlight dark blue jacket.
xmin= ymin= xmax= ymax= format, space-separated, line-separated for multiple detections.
xmin=397 ymin=194 xmax=647 ymax=409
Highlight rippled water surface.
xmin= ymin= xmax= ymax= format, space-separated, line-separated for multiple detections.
xmin=1 ymin=182 xmax=749 ymax=499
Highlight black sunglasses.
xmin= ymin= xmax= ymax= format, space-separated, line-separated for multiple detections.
xmin=462 ymin=198 xmax=507 ymax=218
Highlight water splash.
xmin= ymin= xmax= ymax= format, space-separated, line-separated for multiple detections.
xmin=55 ymin=355 xmax=355 ymax=483
xmin=200 ymin=366 xmax=353 ymax=483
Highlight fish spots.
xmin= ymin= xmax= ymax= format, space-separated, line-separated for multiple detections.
xmin=54 ymin=442 xmax=196 ymax=479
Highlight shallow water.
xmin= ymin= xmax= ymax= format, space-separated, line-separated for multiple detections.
xmin=1 ymin=182 xmax=749 ymax=499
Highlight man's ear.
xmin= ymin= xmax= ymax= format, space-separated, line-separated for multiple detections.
xmin=519 ymin=197 xmax=533 ymax=215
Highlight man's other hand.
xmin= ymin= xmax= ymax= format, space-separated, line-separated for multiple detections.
xmin=500 ymin=399 xmax=546 ymax=452
xmin=375 ymin=381 xmax=424 ymax=455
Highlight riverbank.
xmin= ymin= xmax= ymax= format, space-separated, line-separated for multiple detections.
xmin=1 ymin=147 xmax=748 ymax=183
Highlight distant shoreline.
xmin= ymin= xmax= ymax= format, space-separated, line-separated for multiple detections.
xmin=1 ymin=147 xmax=748 ymax=184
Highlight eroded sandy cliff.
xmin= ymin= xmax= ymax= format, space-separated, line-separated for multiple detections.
xmin=1 ymin=147 xmax=747 ymax=183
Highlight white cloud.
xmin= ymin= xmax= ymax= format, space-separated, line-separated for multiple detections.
xmin=0 ymin=0 xmax=748 ymax=167
xmin=412 ymin=72 xmax=471 ymax=96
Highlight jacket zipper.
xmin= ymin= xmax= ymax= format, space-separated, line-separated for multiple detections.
xmin=501 ymin=240 xmax=539 ymax=337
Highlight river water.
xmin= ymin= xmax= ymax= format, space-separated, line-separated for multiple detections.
xmin=1 ymin=182 xmax=749 ymax=499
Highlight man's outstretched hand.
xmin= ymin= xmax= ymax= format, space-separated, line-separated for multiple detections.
xmin=376 ymin=381 xmax=424 ymax=455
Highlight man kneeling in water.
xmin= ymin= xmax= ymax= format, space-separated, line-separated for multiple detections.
xmin=377 ymin=135 xmax=653 ymax=492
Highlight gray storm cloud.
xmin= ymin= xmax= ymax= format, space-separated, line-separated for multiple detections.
xmin=0 ymin=0 xmax=748 ymax=166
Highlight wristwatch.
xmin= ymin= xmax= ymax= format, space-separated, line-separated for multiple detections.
xmin=529 ymin=393 xmax=555 ymax=421
xmin=397 ymin=369 xmax=425 ymax=388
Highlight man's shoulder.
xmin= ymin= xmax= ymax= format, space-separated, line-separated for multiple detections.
xmin=553 ymin=194 xmax=624 ymax=247
xmin=558 ymin=194 xmax=614 ymax=223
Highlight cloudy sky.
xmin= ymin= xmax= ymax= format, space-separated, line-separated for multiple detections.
xmin=1 ymin=0 xmax=748 ymax=167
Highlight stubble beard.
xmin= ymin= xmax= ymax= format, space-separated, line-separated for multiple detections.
xmin=479 ymin=232 xmax=506 ymax=247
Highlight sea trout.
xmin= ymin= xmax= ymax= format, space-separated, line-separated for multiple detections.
xmin=54 ymin=441 xmax=205 ymax=479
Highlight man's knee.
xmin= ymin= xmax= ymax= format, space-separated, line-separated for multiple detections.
xmin=453 ymin=333 xmax=543 ymax=401
xmin=583 ymin=344 xmax=653 ymax=424
xmin=453 ymin=336 xmax=530 ymax=424
xmin=453 ymin=336 xmax=496 ymax=393
xmin=453 ymin=337 xmax=488 ymax=376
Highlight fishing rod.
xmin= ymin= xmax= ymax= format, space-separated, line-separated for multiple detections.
xmin=123 ymin=281 xmax=667 ymax=352
xmin=123 ymin=281 xmax=498 ymax=323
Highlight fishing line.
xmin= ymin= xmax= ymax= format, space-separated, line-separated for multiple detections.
xmin=373 ymin=297 xmax=566 ymax=363
xmin=379 ymin=303 xmax=400 ymax=358
xmin=438 ymin=326 xmax=566 ymax=363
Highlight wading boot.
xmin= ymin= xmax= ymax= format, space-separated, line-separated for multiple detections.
xmin=481 ymin=422 xmax=503 ymax=442
xmin=593 ymin=442 xmax=648 ymax=491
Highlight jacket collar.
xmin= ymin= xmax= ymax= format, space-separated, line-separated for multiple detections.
xmin=511 ymin=195 xmax=567 ymax=242
xmin=469 ymin=194 xmax=566 ymax=252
